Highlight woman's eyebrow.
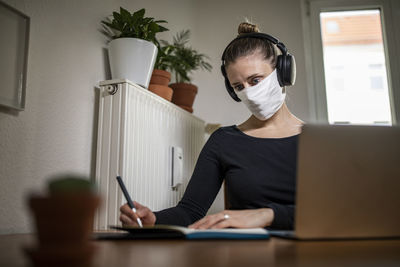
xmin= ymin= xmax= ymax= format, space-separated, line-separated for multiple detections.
xmin=231 ymin=81 xmax=241 ymax=86
xmin=232 ymin=74 xmax=261 ymax=86
xmin=246 ymin=74 xmax=260 ymax=80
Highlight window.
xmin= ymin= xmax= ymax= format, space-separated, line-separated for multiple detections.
xmin=303 ymin=0 xmax=400 ymax=125
xmin=321 ymin=9 xmax=391 ymax=125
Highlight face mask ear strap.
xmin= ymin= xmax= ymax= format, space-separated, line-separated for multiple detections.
xmin=221 ymin=64 xmax=241 ymax=102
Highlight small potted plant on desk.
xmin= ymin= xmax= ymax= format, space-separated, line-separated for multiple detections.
xmin=101 ymin=7 xmax=168 ymax=88
xmin=26 ymin=174 xmax=100 ymax=267
xmin=168 ymin=30 xmax=212 ymax=113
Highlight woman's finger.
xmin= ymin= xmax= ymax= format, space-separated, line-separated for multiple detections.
xmin=135 ymin=206 xmax=150 ymax=218
xmin=189 ymin=216 xmax=212 ymax=229
xmin=120 ymin=203 xmax=134 ymax=214
xmin=210 ymin=214 xmax=246 ymax=229
xmin=120 ymin=213 xmax=135 ymax=226
xmin=120 ymin=203 xmax=129 ymax=213
xmin=133 ymin=201 xmax=144 ymax=209
xmin=190 ymin=213 xmax=227 ymax=229
xmin=188 ymin=217 xmax=209 ymax=229
xmin=120 ymin=203 xmax=143 ymax=222
xmin=201 ymin=213 xmax=227 ymax=229
xmin=210 ymin=219 xmax=231 ymax=229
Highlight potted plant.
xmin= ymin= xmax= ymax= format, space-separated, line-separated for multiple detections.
xmin=168 ymin=30 xmax=212 ymax=113
xmin=101 ymin=7 xmax=168 ymax=88
xmin=26 ymin=174 xmax=100 ymax=267
xmin=148 ymin=42 xmax=176 ymax=101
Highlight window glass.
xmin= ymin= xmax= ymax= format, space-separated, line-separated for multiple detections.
xmin=320 ymin=10 xmax=392 ymax=125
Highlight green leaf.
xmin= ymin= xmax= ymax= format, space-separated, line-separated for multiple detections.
xmin=120 ymin=7 xmax=131 ymax=18
xmin=112 ymin=12 xmax=120 ymax=21
xmin=148 ymin=22 xmax=158 ymax=32
xmin=101 ymin=7 xmax=169 ymax=44
xmin=160 ymin=29 xmax=212 ymax=83
xmin=158 ymin=25 xmax=169 ymax=32
xmin=132 ymin=8 xmax=145 ymax=20
xmin=143 ymin=17 xmax=154 ymax=25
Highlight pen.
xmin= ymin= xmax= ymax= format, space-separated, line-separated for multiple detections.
xmin=116 ymin=175 xmax=143 ymax=228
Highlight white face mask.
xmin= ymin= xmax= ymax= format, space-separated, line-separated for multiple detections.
xmin=234 ymin=69 xmax=286 ymax=121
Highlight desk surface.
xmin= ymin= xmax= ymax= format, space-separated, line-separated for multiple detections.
xmin=1 ymin=234 xmax=400 ymax=267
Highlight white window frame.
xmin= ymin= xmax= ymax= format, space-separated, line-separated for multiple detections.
xmin=301 ymin=0 xmax=400 ymax=125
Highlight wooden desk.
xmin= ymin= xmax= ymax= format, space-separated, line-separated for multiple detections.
xmin=1 ymin=234 xmax=400 ymax=267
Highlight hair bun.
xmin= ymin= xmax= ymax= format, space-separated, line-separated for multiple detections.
xmin=238 ymin=22 xmax=260 ymax=35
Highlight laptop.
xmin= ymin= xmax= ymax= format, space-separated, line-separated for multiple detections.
xmin=270 ymin=124 xmax=400 ymax=240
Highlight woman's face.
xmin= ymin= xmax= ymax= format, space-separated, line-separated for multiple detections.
xmin=226 ymin=52 xmax=273 ymax=91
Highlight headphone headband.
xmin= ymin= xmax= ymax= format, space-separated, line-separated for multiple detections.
xmin=221 ymin=32 xmax=287 ymax=62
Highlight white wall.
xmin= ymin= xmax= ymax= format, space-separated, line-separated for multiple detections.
xmin=0 ymin=0 xmax=310 ymax=234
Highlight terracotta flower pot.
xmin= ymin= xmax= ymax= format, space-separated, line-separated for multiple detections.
xmin=29 ymin=194 xmax=100 ymax=247
xmin=170 ymin=83 xmax=198 ymax=111
xmin=27 ymin=193 xmax=100 ymax=267
xmin=179 ymin=105 xmax=194 ymax=113
xmin=148 ymin=69 xmax=174 ymax=101
xmin=150 ymin=69 xmax=171 ymax=86
xmin=148 ymin=84 xmax=173 ymax=101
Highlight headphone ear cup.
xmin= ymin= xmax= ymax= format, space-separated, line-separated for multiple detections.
xmin=276 ymin=55 xmax=285 ymax=87
xmin=221 ymin=65 xmax=241 ymax=102
xmin=276 ymin=54 xmax=296 ymax=86
xmin=288 ymin=54 xmax=296 ymax=86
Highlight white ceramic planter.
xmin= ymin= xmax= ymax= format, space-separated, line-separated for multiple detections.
xmin=108 ymin=38 xmax=157 ymax=88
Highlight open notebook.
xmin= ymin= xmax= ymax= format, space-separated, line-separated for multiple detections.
xmin=106 ymin=225 xmax=270 ymax=240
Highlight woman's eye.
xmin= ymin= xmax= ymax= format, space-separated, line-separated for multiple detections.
xmin=251 ymin=77 xmax=261 ymax=85
xmin=234 ymin=84 xmax=244 ymax=91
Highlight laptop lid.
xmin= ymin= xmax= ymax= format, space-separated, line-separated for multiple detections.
xmin=295 ymin=124 xmax=400 ymax=239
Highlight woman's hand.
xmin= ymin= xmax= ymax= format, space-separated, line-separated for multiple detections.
xmin=188 ymin=208 xmax=274 ymax=229
xmin=119 ymin=201 xmax=156 ymax=226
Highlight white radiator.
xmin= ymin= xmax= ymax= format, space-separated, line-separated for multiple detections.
xmin=95 ymin=79 xmax=205 ymax=230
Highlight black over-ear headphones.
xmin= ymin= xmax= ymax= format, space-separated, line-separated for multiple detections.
xmin=221 ymin=32 xmax=296 ymax=102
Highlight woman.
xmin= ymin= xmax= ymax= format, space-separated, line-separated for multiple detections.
xmin=120 ymin=22 xmax=303 ymax=230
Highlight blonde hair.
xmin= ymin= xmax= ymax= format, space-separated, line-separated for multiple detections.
xmin=237 ymin=22 xmax=260 ymax=36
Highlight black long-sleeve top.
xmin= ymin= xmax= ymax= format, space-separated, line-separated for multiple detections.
xmin=154 ymin=125 xmax=298 ymax=230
